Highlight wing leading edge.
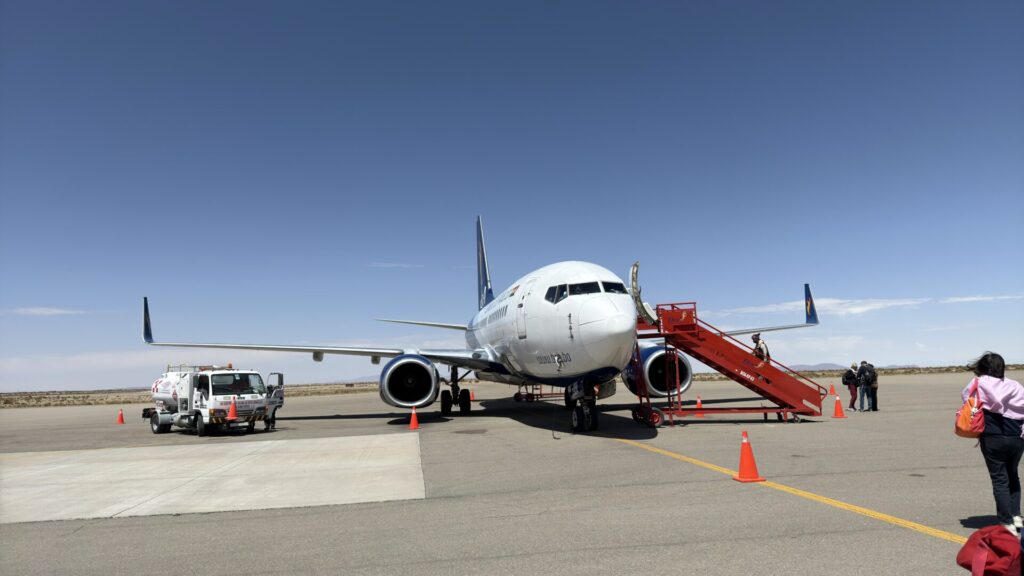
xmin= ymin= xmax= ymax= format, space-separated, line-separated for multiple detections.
xmin=142 ymin=298 xmax=499 ymax=371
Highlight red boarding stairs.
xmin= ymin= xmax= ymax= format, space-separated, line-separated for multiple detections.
xmin=630 ymin=302 xmax=827 ymax=428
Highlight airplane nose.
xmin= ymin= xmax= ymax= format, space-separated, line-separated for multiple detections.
xmin=578 ymin=297 xmax=637 ymax=368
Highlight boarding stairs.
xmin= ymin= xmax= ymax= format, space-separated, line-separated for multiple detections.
xmin=630 ymin=302 xmax=827 ymax=427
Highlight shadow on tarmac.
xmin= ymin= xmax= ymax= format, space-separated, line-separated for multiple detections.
xmin=960 ymin=515 xmax=1001 ymax=530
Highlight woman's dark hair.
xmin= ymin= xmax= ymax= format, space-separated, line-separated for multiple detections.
xmin=969 ymin=352 xmax=1005 ymax=379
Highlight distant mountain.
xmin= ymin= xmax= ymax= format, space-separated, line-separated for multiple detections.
xmin=790 ymin=363 xmax=847 ymax=371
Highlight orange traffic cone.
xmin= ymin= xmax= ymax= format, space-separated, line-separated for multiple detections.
xmin=226 ymin=397 xmax=238 ymax=421
xmin=732 ymin=431 xmax=765 ymax=483
xmin=409 ymin=407 xmax=420 ymax=430
xmin=470 ymin=389 xmax=476 ymax=401
xmin=828 ymin=383 xmax=836 ymax=396
xmin=832 ymin=395 xmax=847 ymax=419
xmin=695 ymin=395 xmax=705 ymax=418
xmin=116 ymin=408 xmax=125 ymax=425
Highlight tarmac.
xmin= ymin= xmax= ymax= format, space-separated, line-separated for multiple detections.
xmin=1 ymin=369 xmax=1020 ymax=575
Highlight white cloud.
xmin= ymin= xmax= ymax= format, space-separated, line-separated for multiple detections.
xmin=915 ymin=342 xmax=928 ymax=351
xmin=5 ymin=307 xmax=89 ymax=316
xmin=941 ymin=295 xmax=1024 ymax=304
xmin=367 ymin=262 xmax=424 ymax=269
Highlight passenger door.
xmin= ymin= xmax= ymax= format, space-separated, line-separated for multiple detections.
xmin=515 ymin=279 xmax=536 ymax=340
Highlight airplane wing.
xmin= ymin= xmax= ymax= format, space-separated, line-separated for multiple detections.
xmin=143 ymin=298 xmax=500 ymax=372
xmin=722 ymin=283 xmax=819 ymax=336
xmin=376 ymin=319 xmax=468 ymax=331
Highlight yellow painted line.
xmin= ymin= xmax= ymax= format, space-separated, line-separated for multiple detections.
xmin=614 ymin=438 xmax=967 ymax=545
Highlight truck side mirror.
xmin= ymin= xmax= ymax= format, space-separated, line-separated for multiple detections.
xmin=268 ymin=372 xmax=284 ymax=388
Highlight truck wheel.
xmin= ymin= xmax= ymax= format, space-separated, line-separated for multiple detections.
xmin=195 ymin=413 xmax=207 ymax=437
xmin=150 ymin=413 xmax=169 ymax=434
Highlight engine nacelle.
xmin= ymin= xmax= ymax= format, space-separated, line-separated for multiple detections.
xmin=622 ymin=342 xmax=693 ymax=398
xmin=379 ymin=354 xmax=440 ymax=409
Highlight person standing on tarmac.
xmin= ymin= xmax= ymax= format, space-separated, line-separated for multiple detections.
xmin=868 ymin=363 xmax=879 ymax=411
xmin=856 ymin=361 xmax=872 ymax=411
xmin=842 ymin=363 xmax=859 ymax=412
xmin=962 ymin=352 xmax=1024 ymax=536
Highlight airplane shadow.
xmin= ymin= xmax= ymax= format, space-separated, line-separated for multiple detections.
xmin=473 ymin=398 xmax=659 ymax=440
xmin=960 ymin=515 xmax=1000 ymax=530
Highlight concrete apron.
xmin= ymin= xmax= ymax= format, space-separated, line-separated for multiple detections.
xmin=0 ymin=434 xmax=424 ymax=524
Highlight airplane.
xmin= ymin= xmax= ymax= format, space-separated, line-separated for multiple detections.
xmin=143 ymin=217 xmax=818 ymax=432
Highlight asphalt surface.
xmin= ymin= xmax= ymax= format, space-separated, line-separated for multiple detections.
xmin=2 ymin=370 xmax=1019 ymax=575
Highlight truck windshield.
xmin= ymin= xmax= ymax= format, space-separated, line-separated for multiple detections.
xmin=211 ymin=373 xmax=265 ymax=396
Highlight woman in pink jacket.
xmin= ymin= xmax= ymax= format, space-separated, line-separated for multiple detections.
xmin=962 ymin=352 xmax=1024 ymax=535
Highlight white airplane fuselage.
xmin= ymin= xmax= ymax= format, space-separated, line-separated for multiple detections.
xmin=466 ymin=261 xmax=637 ymax=386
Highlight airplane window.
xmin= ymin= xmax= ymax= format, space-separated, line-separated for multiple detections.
xmin=555 ymin=284 xmax=568 ymax=303
xmin=569 ymin=282 xmax=601 ymax=296
xmin=602 ymin=282 xmax=627 ymax=294
xmin=544 ymin=286 xmax=557 ymax=303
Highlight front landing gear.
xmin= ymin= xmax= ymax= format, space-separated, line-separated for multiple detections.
xmin=441 ymin=366 xmax=471 ymax=417
xmin=568 ymin=382 xmax=599 ymax=433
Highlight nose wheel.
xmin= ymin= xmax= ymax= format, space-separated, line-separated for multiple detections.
xmin=568 ymin=382 xmax=599 ymax=432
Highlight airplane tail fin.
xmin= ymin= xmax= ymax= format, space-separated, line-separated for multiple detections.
xmin=804 ymin=283 xmax=819 ymax=325
xmin=143 ymin=297 xmax=154 ymax=343
xmin=477 ymin=216 xmax=495 ymax=310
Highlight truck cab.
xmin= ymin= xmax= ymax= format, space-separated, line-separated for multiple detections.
xmin=145 ymin=365 xmax=281 ymax=436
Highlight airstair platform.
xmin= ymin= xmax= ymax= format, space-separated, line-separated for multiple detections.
xmin=630 ymin=302 xmax=827 ymax=427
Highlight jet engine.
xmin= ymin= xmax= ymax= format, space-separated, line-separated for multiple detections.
xmin=622 ymin=342 xmax=693 ymax=397
xmin=379 ymin=354 xmax=440 ymax=409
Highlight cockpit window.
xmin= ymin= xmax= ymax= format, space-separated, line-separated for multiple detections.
xmin=569 ymin=282 xmax=601 ymax=296
xmin=544 ymin=286 xmax=557 ymax=303
xmin=545 ymin=285 xmax=569 ymax=304
xmin=602 ymin=281 xmax=627 ymax=294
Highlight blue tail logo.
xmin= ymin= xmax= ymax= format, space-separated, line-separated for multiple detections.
xmin=804 ymin=284 xmax=819 ymax=325
xmin=477 ymin=217 xmax=495 ymax=310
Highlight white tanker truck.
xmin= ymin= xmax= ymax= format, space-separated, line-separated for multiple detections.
xmin=142 ymin=365 xmax=284 ymax=435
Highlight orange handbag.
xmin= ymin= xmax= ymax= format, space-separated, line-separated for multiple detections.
xmin=956 ymin=378 xmax=985 ymax=438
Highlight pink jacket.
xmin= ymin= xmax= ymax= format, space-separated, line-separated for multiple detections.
xmin=962 ymin=375 xmax=1024 ymax=420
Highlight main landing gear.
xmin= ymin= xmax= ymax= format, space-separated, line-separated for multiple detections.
xmin=440 ymin=366 xmax=472 ymax=417
xmin=568 ymin=382 xmax=599 ymax=433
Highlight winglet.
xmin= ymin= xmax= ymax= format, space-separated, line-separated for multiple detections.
xmin=477 ymin=216 xmax=495 ymax=310
xmin=804 ymin=284 xmax=819 ymax=325
xmin=143 ymin=297 xmax=154 ymax=343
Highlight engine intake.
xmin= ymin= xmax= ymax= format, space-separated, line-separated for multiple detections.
xmin=379 ymin=354 xmax=440 ymax=408
xmin=623 ymin=343 xmax=693 ymax=398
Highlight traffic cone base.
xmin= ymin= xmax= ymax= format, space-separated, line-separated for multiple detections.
xmin=227 ymin=397 xmax=238 ymax=421
xmin=732 ymin=431 xmax=765 ymax=483
xmin=695 ymin=396 xmax=705 ymax=418
xmin=832 ymin=395 xmax=847 ymax=419
xmin=409 ymin=407 xmax=420 ymax=430
xmin=116 ymin=409 xmax=125 ymax=425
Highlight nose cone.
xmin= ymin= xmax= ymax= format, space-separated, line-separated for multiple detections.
xmin=578 ymin=296 xmax=637 ymax=369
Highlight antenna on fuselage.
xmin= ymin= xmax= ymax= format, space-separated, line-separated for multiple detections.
xmin=477 ymin=216 xmax=495 ymax=310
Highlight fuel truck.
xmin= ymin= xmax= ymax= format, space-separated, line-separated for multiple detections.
xmin=143 ymin=365 xmax=284 ymax=435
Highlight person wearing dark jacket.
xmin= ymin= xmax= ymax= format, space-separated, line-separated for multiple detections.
xmin=856 ymin=361 xmax=872 ymax=411
xmin=867 ymin=363 xmax=879 ymax=411
xmin=961 ymin=352 xmax=1024 ymax=536
xmin=842 ymin=363 xmax=858 ymax=411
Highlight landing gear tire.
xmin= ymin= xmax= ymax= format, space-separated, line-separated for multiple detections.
xmin=587 ymin=406 xmax=599 ymax=431
xmin=525 ymin=393 xmax=535 ymax=402
xmin=565 ymin=388 xmax=577 ymax=411
xmin=514 ymin=392 xmax=523 ymax=402
xmin=458 ymin=389 xmax=472 ymax=415
xmin=571 ymin=405 xmax=586 ymax=433
xmin=441 ymin=390 xmax=453 ymax=416
xmin=631 ymin=406 xmax=642 ymax=423
xmin=194 ymin=413 xmax=207 ymax=437
xmin=150 ymin=413 xmax=169 ymax=434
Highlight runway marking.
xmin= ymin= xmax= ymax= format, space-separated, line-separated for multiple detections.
xmin=614 ymin=438 xmax=967 ymax=545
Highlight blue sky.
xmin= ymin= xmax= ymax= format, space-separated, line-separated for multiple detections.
xmin=1 ymin=0 xmax=1021 ymax=391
